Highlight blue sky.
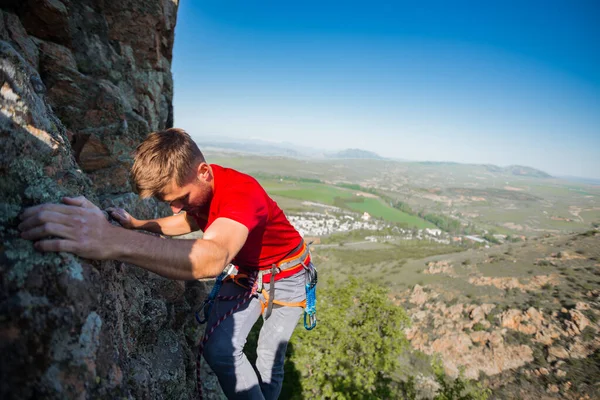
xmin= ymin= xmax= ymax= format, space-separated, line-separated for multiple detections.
xmin=172 ymin=1 xmax=600 ymax=179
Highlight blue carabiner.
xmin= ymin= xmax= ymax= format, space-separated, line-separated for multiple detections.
xmin=304 ymin=310 xmax=317 ymax=330
xmin=303 ymin=263 xmax=318 ymax=330
xmin=195 ymin=265 xmax=235 ymax=325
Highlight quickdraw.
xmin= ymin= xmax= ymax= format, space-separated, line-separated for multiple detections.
xmin=195 ymin=263 xmax=236 ymax=324
xmin=304 ymin=262 xmax=318 ymax=330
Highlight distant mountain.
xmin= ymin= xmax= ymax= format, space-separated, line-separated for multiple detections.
xmin=196 ymin=140 xmax=301 ymax=157
xmin=330 ymin=148 xmax=384 ymax=159
xmin=479 ymin=164 xmax=551 ymax=178
xmin=503 ymin=165 xmax=552 ymax=178
xmin=417 ymin=161 xmax=461 ymax=166
xmin=192 ymin=135 xmax=555 ymax=179
xmin=482 ymin=164 xmax=503 ymax=173
xmin=418 ymin=162 xmax=552 ymax=178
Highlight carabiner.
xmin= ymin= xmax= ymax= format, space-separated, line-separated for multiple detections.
xmin=304 ymin=311 xmax=317 ymax=330
xmin=303 ymin=263 xmax=318 ymax=330
xmin=195 ymin=300 xmax=213 ymax=324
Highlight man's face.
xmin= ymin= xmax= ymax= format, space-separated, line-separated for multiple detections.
xmin=161 ymin=175 xmax=212 ymax=215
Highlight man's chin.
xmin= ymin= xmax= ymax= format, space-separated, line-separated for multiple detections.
xmin=183 ymin=207 xmax=200 ymax=214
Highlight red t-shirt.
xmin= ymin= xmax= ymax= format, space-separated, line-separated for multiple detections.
xmin=189 ymin=164 xmax=302 ymax=269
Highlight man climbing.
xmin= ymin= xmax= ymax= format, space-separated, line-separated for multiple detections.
xmin=19 ymin=128 xmax=316 ymax=399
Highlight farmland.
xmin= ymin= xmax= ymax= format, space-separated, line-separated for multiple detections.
xmin=257 ymin=177 xmax=436 ymax=228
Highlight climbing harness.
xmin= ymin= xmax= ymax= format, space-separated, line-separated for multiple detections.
xmin=194 ymin=240 xmax=317 ymax=399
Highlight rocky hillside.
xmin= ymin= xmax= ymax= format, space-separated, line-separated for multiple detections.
xmin=0 ymin=2 xmax=220 ymax=399
xmin=395 ymin=230 xmax=600 ymax=399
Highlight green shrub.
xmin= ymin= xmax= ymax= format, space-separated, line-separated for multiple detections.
xmin=581 ymin=326 xmax=596 ymax=342
xmin=504 ymin=330 xmax=531 ymax=346
xmin=282 ymin=278 xmax=411 ymax=399
xmin=432 ymin=361 xmax=492 ymax=400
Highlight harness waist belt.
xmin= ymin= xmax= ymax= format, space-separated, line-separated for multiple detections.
xmin=238 ymin=240 xmax=309 ymax=283
xmin=262 ymin=240 xmax=310 ymax=283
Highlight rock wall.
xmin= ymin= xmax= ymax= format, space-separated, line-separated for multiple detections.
xmin=0 ymin=2 xmax=220 ymax=398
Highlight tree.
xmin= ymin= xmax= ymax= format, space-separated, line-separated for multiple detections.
xmin=282 ymin=278 xmax=411 ymax=399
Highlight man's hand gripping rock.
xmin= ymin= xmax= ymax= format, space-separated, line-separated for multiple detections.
xmin=19 ymin=196 xmax=119 ymax=260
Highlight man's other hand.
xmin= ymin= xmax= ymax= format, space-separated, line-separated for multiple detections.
xmin=106 ymin=207 xmax=137 ymax=229
xmin=18 ymin=196 xmax=117 ymax=260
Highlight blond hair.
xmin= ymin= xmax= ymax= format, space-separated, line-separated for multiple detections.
xmin=131 ymin=128 xmax=205 ymax=199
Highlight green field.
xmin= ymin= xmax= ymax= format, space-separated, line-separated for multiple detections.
xmin=342 ymin=197 xmax=436 ymax=228
xmin=313 ymin=239 xmax=465 ymax=289
xmin=260 ymin=180 xmax=352 ymax=205
xmin=259 ymin=178 xmax=435 ymax=228
xmin=527 ymin=182 xmax=596 ymax=197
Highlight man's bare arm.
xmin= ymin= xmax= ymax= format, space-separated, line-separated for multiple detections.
xmin=112 ymin=217 xmax=248 ymax=279
xmin=19 ymin=197 xmax=248 ymax=280
xmin=107 ymin=207 xmax=199 ymax=236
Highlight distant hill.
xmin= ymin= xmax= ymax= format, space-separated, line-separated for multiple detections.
xmin=196 ymin=140 xmax=301 ymax=157
xmin=330 ymin=148 xmax=384 ymax=159
xmin=193 ymin=135 xmax=555 ymax=179
xmin=417 ymin=161 xmax=461 ymax=166
xmin=502 ymin=165 xmax=552 ymax=178
xmin=418 ymin=162 xmax=552 ymax=178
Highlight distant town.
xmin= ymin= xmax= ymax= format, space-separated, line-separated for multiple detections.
xmin=286 ymin=201 xmax=511 ymax=246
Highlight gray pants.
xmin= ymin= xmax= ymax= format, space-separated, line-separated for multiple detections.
xmin=203 ymin=268 xmax=307 ymax=399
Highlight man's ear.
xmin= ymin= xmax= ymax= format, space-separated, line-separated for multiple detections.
xmin=196 ymin=162 xmax=212 ymax=183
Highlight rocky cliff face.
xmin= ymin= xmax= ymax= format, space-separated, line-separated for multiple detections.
xmin=0 ymin=2 xmax=220 ymax=398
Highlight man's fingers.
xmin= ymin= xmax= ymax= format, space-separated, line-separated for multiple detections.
xmin=34 ymin=239 xmax=78 ymax=253
xmin=63 ymin=196 xmax=97 ymax=210
xmin=21 ymin=222 xmax=77 ymax=241
xmin=19 ymin=203 xmax=44 ymax=220
xmin=20 ymin=203 xmax=82 ymax=220
xmin=18 ymin=210 xmax=81 ymax=231
xmin=109 ymin=209 xmax=128 ymax=220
